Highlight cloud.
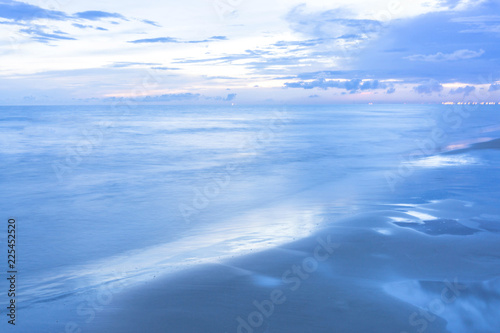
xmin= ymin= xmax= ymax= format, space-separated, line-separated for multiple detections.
xmin=172 ymin=49 xmax=271 ymax=65
xmin=208 ymin=93 xmax=238 ymax=101
xmin=142 ymin=19 xmax=160 ymax=27
xmin=210 ymin=36 xmax=228 ymax=40
xmin=0 ymin=0 xmax=69 ymax=21
xmin=349 ymin=0 xmax=500 ymax=84
xmin=72 ymin=23 xmax=108 ymax=31
xmin=438 ymin=0 xmax=463 ymax=8
xmin=74 ymin=11 xmax=126 ymax=21
xmin=413 ymin=80 xmax=443 ymax=94
xmin=295 ymin=71 xmax=359 ymax=80
xmin=449 ymin=85 xmax=476 ymax=96
xmin=284 ymin=78 xmax=387 ymax=92
xmin=128 ymin=37 xmax=180 ymax=44
xmin=360 ymin=80 xmax=385 ymax=90
xmin=244 ymin=55 xmax=311 ymax=73
xmin=272 ymin=38 xmax=324 ymax=48
xmin=0 ymin=1 xmax=155 ymax=43
xmin=0 ymin=2 xmax=128 ymax=23
xmin=72 ymin=23 xmax=92 ymax=29
xmin=104 ymin=92 xmax=236 ymax=103
xmin=140 ymin=93 xmax=201 ymax=102
xmin=0 ymin=19 xmax=24 ymax=25
xmin=280 ymin=4 xmax=384 ymax=62
xmin=128 ymin=36 xmax=228 ymax=44
xmin=286 ymin=4 xmax=381 ymax=39
xmin=224 ymin=93 xmax=237 ymax=101
xmin=406 ymin=49 xmax=485 ymax=62
xmin=451 ymin=14 xmax=500 ymax=33
xmin=151 ymin=67 xmax=181 ymax=71
xmin=109 ymin=62 xmax=161 ymax=68
xmin=489 ymin=83 xmax=500 ymax=91
xmin=20 ymin=26 xmax=76 ymax=43
xmin=3 ymin=0 xmax=500 ymax=103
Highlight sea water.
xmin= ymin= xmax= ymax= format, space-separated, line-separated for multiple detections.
xmin=1 ymin=104 xmax=499 ymax=332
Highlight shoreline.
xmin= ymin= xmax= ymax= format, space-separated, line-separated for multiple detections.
xmin=84 ymin=203 xmax=500 ymax=333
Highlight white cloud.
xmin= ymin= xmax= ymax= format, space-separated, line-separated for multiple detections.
xmin=406 ymin=49 xmax=485 ymax=62
xmin=0 ymin=0 xmax=498 ymax=103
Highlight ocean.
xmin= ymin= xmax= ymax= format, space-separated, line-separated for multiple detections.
xmin=1 ymin=104 xmax=500 ymax=332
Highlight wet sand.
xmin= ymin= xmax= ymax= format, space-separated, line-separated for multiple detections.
xmin=88 ymin=202 xmax=500 ymax=333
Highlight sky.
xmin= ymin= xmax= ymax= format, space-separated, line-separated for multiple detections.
xmin=1 ymin=0 xmax=500 ymax=104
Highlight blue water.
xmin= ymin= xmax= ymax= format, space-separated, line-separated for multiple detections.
xmin=1 ymin=104 xmax=500 ymax=332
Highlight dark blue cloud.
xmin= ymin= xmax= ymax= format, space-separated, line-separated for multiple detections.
xmin=20 ymin=26 xmax=76 ymax=43
xmin=210 ymin=93 xmax=238 ymax=101
xmin=128 ymin=37 xmax=180 ymax=44
xmin=489 ymin=84 xmax=500 ymax=91
xmin=142 ymin=19 xmax=160 ymax=27
xmin=72 ymin=23 xmax=92 ymax=29
xmin=144 ymin=93 xmax=200 ymax=102
xmin=186 ymin=40 xmax=210 ymax=44
xmin=360 ymin=80 xmax=384 ymax=90
xmin=0 ymin=1 xmax=156 ymax=43
xmin=273 ymin=39 xmax=322 ymax=48
xmin=284 ymin=78 xmax=387 ymax=92
xmin=450 ymin=85 xmax=476 ymax=96
xmin=74 ymin=11 xmax=126 ymax=21
xmin=129 ymin=36 xmax=228 ymax=44
xmin=72 ymin=23 xmax=108 ymax=31
xmin=224 ymin=93 xmax=237 ymax=101
xmin=351 ymin=0 xmax=500 ymax=84
xmin=387 ymin=87 xmax=396 ymax=94
xmin=413 ymin=80 xmax=444 ymax=94
xmin=0 ymin=0 xmax=68 ymax=21
xmin=0 ymin=1 xmax=129 ymax=23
